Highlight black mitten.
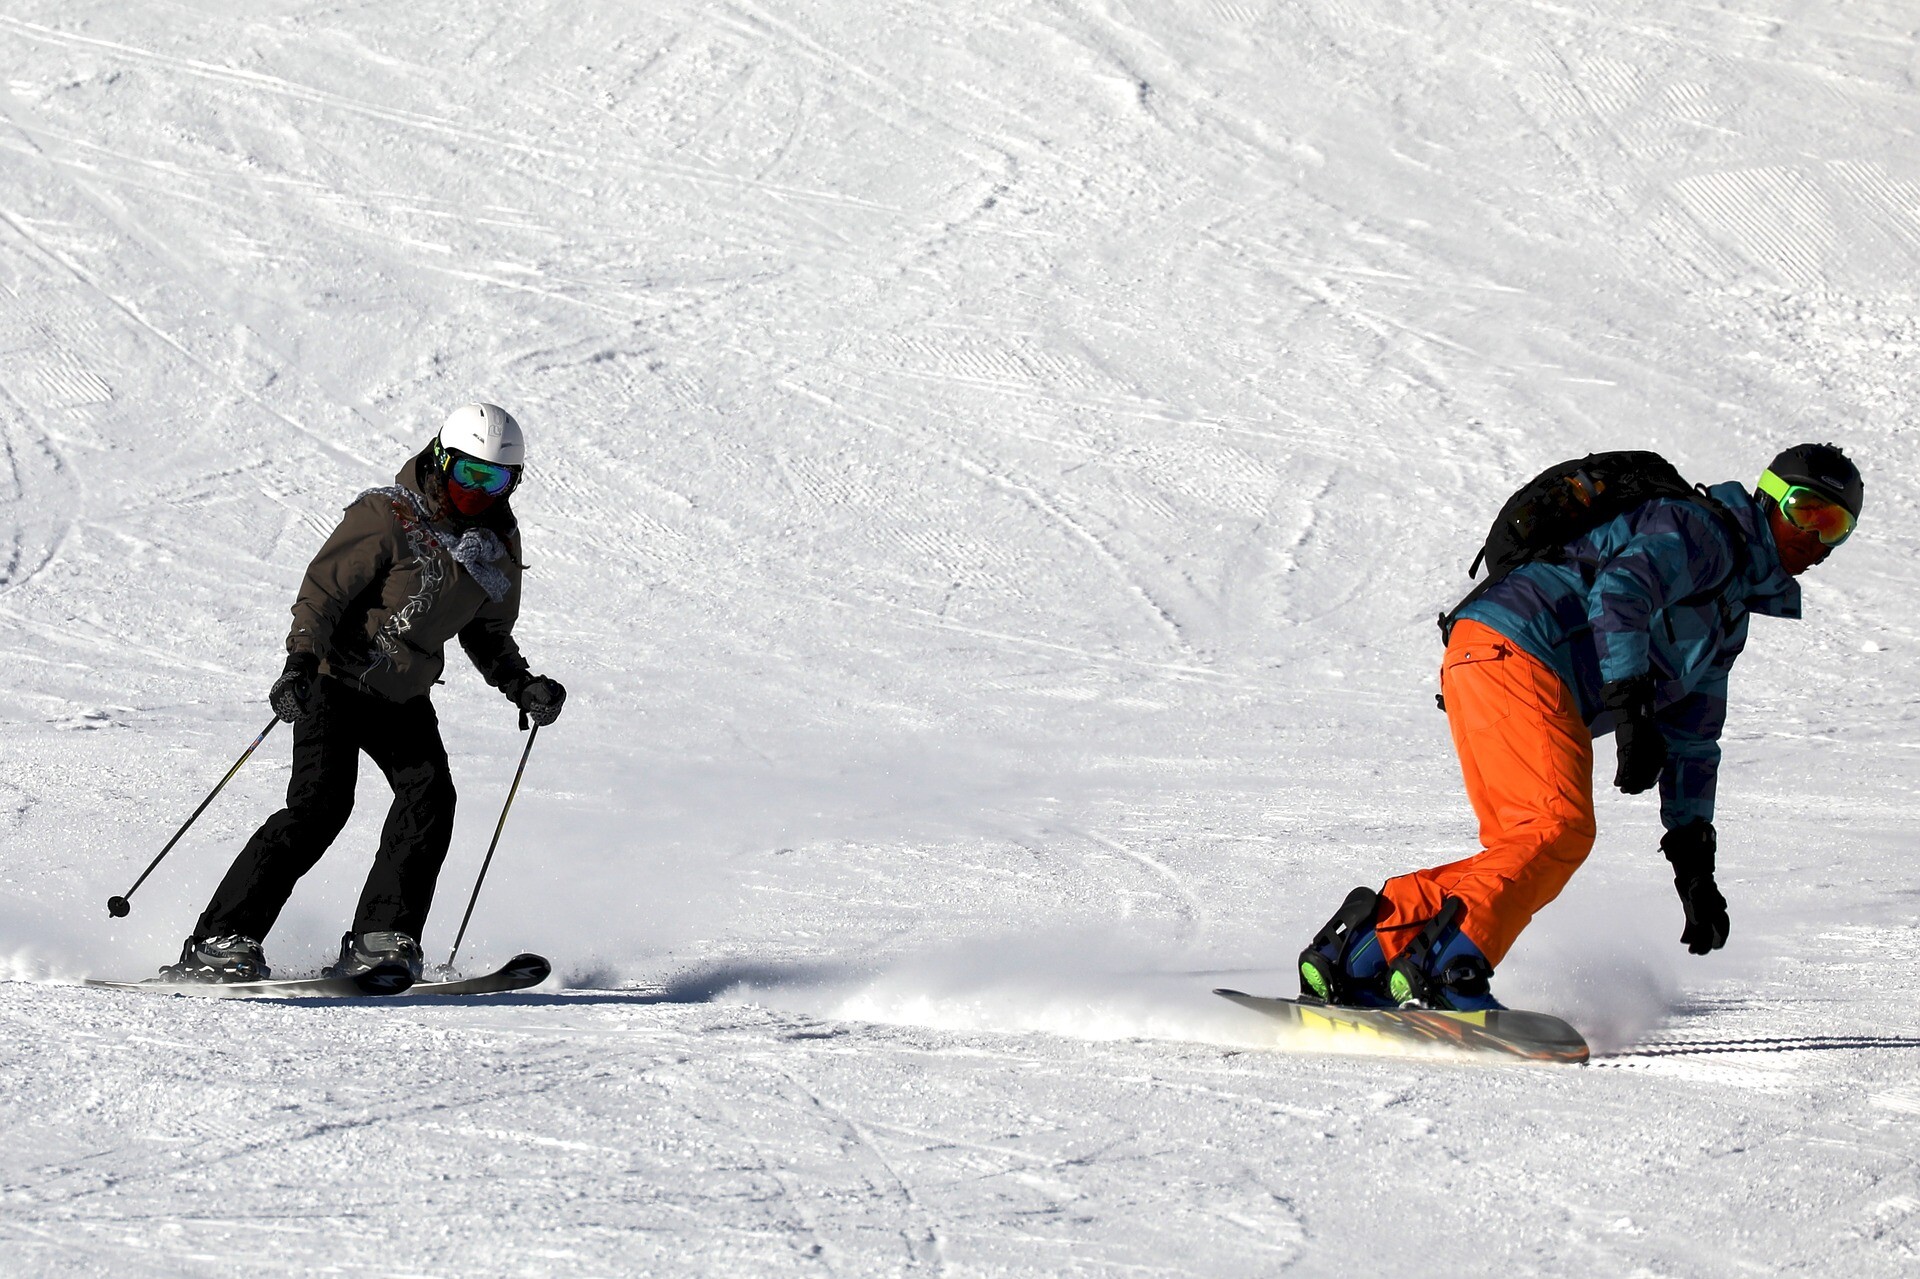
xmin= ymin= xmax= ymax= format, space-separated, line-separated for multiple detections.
xmin=1661 ymin=820 xmax=1729 ymax=955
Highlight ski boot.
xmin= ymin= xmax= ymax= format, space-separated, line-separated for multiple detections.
xmin=1297 ymin=886 xmax=1395 ymax=1008
xmin=326 ymin=931 xmax=425 ymax=982
xmin=162 ymin=934 xmax=270 ymax=982
xmin=1386 ymin=897 xmax=1505 ymax=1012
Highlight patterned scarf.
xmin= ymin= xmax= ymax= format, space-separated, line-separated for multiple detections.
xmin=361 ymin=485 xmax=514 ymax=603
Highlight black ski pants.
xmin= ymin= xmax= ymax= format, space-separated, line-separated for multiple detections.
xmin=195 ymin=677 xmax=457 ymax=941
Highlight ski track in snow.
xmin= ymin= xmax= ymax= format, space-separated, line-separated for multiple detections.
xmin=3 ymin=0 xmax=1920 ymax=1275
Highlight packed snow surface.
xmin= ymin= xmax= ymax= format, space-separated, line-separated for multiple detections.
xmin=3 ymin=1 xmax=1918 ymax=1274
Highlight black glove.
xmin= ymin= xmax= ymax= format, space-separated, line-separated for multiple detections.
xmin=269 ymin=652 xmax=321 ymax=724
xmin=1601 ymin=675 xmax=1668 ymax=795
xmin=1661 ymin=820 xmax=1729 ymax=955
xmin=504 ymin=672 xmax=566 ymax=729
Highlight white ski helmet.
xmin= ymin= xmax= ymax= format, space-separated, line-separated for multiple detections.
xmin=437 ymin=403 xmax=525 ymax=466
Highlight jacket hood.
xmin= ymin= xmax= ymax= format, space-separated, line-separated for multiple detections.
xmin=1708 ymin=480 xmax=1800 ymax=620
xmin=398 ymin=448 xmax=430 ymax=498
xmin=399 ymin=446 xmax=518 ymax=535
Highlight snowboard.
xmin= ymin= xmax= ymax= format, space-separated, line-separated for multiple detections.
xmin=1214 ymin=988 xmax=1589 ymax=1064
xmin=86 ymin=953 xmax=550 ymax=1000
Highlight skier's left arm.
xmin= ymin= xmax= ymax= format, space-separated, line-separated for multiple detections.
xmin=457 ymin=587 xmax=524 ymax=688
xmin=456 ymin=560 xmax=566 ymax=728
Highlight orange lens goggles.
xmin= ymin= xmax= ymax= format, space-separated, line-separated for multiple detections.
xmin=1759 ymin=470 xmax=1855 ymax=545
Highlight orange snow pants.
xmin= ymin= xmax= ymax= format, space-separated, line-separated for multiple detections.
xmin=1374 ymin=619 xmax=1597 ymax=967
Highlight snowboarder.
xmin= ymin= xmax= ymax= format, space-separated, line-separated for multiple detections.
xmin=165 ymin=404 xmax=567 ymax=983
xmin=1298 ymin=443 xmax=1864 ymax=1011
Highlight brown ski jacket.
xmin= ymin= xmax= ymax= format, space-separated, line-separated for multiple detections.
xmin=287 ymin=450 xmax=527 ymax=703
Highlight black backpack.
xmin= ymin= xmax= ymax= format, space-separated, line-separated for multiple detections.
xmin=1437 ymin=450 xmax=1747 ymax=641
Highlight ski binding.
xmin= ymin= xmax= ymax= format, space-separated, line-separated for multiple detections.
xmin=87 ymin=953 xmax=550 ymax=1000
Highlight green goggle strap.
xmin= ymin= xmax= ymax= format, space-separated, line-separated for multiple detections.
xmin=1756 ymin=469 xmax=1794 ymax=505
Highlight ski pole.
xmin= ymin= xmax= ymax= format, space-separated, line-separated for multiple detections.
xmin=107 ymin=716 xmax=279 ymax=918
xmin=444 ymin=724 xmax=540 ymax=971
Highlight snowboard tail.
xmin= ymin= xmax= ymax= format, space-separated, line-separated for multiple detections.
xmin=1215 ymin=988 xmax=1588 ymax=1064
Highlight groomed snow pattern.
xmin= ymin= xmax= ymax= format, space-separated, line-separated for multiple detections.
xmin=2 ymin=2 xmax=1918 ymax=1275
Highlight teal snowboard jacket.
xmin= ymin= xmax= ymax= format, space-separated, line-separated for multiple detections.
xmin=1454 ymin=481 xmax=1801 ymax=831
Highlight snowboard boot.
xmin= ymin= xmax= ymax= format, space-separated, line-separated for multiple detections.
xmin=163 ymin=934 xmax=270 ymax=982
xmin=1298 ymin=886 xmax=1394 ymax=1008
xmin=1386 ymin=897 xmax=1505 ymax=1012
xmin=326 ymin=931 xmax=425 ymax=982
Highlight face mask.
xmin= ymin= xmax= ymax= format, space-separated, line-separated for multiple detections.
xmin=445 ymin=477 xmax=499 ymax=516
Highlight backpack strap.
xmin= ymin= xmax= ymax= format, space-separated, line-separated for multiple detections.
xmin=1437 ymin=576 xmax=1497 ymax=645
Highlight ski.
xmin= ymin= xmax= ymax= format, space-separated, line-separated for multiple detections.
xmin=410 ymin=952 xmax=550 ymax=996
xmin=1214 ymin=988 xmax=1589 ymax=1064
xmin=86 ymin=961 xmax=416 ymax=999
xmin=84 ymin=953 xmax=550 ymax=1000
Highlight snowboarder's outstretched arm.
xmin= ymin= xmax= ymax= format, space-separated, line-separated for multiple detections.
xmin=1655 ymin=660 xmax=1729 ymax=833
xmin=1654 ymin=656 xmax=1734 ymax=955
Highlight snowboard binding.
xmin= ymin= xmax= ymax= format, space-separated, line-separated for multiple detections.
xmin=1297 ymin=886 xmax=1392 ymax=1007
xmin=1385 ymin=897 xmax=1503 ymax=1012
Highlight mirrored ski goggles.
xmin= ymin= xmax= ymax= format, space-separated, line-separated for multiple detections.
xmin=1759 ymin=469 xmax=1855 ymax=545
xmin=437 ymin=445 xmax=521 ymax=496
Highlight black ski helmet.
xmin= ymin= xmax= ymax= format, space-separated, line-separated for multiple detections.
xmin=1762 ymin=442 xmax=1863 ymax=518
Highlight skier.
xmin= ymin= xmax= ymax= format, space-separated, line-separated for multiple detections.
xmin=165 ymin=404 xmax=567 ymax=982
xmin=1298 ymin=443 xmax=1864 ymax=1011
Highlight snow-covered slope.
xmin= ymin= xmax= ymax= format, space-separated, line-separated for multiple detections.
xmin=2 ymin=1 xmax=1916 ymax=1274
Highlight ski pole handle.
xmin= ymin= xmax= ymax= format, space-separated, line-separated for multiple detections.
xmin=107 ymin=716 xmax=279 ymax=918
xmin=444 ymin=723 xmax=540 ymax=970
